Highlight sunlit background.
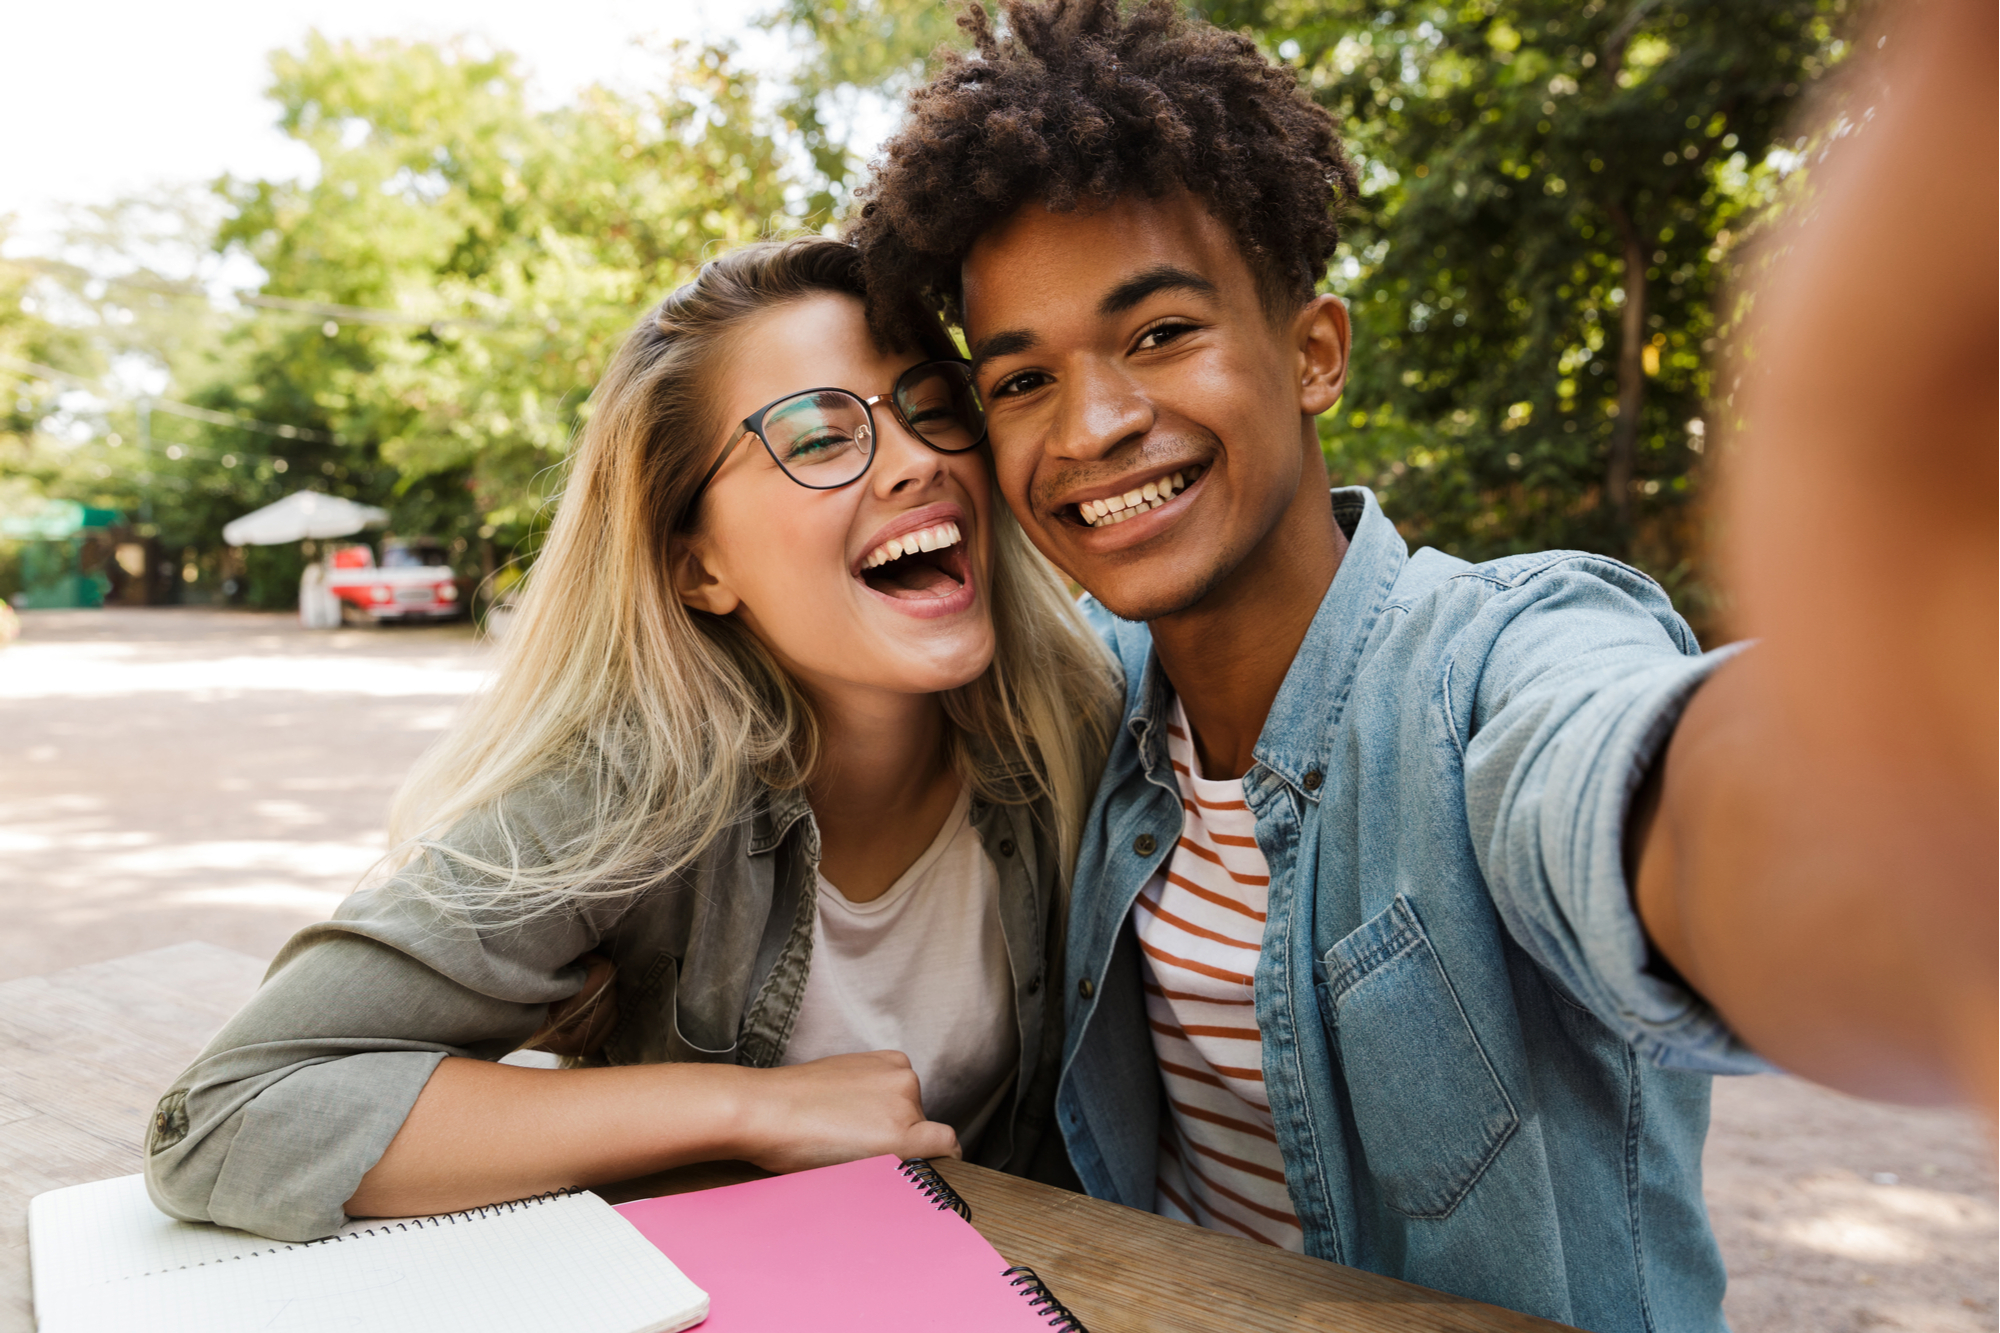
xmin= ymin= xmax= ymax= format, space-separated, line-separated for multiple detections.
xmin=2 ymin=6 xmax=1995 ymax=1331
xmin=1 ymin=0 xmax=1875 ymax=641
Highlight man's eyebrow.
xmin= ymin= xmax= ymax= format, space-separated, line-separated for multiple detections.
xmin=969 ymin=328 xmax=1038 ymax=375
xmin=968 ymin=266 xmax=1216 ymax=374
xmin=1099 ymin=265 xmax=1217 ymax=317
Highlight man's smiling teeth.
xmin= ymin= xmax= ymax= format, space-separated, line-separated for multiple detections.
xmin=861 ymin=521 xmax=963 ymax=570
xmin=1079 ymin=467 xmax=1202 ymax=527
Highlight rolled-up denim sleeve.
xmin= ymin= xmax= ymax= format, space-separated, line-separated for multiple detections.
xmin=1460 ymin=559 xmax=1768 ymax=1075
xmin=143 ymin=774 xmax=620 ymax=1241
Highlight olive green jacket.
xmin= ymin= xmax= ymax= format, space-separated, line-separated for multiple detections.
xmin=144 ymin=774 xmax=1072 ymax=1241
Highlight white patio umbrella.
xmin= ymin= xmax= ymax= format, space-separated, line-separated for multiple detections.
xmin=222 ymin=491 xmax=389 ymax=546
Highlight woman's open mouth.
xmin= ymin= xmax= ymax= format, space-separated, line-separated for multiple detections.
xmin=857 ymin=520 xmax=974 ymax=612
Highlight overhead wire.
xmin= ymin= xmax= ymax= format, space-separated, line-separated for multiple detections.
xmin=15 ymin=259 xmax=509 ymax=331
xmin=0 ymin=355 xmax=340 ymax=444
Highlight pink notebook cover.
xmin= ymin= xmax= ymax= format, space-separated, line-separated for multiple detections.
xmin=614 ymin=1156 xmax=1064 ymax=1331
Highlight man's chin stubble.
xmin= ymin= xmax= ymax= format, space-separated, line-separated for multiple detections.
xmin=1083 ymin=558 xmax=1236 ymax=626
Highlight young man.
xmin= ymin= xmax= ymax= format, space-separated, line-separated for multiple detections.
xmin=850 ymin=1 xmax=1994 ymax=1329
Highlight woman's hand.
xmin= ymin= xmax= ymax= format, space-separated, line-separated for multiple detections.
xmin=348 ymin=1049 xmax=958 ymax=1218
xmin=733 ymin=1050 xmax=960 ymax=1173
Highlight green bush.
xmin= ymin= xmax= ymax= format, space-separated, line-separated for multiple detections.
xmin=242 ymin=543 xmax=305 ymax=610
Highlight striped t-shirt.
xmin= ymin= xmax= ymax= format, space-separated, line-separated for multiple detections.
xmin=1132 ymin=697 xmax=1302 ymax=1251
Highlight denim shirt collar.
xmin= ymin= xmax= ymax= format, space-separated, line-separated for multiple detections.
xmin=1127 ymin=487 xmax=1408 ymax=800
xmin=751 ymin=784 xmax=817 ymax=857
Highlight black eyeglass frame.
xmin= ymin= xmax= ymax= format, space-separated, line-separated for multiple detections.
xmin=683 ymin=359 xmax=986 ymax=513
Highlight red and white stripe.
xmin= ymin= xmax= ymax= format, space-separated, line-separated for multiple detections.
xmin=1132 ymin=699 xmax=1302 ymax=1252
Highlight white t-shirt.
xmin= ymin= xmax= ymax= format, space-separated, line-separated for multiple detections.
xmin=781 ymin=785 xmax=1019 ymax=1148
xmin=1132 ymin=697 xmax=1303 ymax=1251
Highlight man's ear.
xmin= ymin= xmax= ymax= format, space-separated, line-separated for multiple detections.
xmin=670 ymin=534 xmax=740 ymax=617
xmin=1294 ymin=294 xmax=1351 ymax=417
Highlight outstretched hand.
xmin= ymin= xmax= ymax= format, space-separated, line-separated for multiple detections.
xmin=735 ymin=1050 xmax=961 ymax=1173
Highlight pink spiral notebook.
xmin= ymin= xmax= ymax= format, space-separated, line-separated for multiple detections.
xmin=614 ymin=1155 xmax=1086 ymax=1331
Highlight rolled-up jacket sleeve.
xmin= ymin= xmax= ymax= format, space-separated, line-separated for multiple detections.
xmin=1458 ymin=557 xmax=1768 ymax=1075
xmin=144 ymin=778 xmax=620 ymax=1241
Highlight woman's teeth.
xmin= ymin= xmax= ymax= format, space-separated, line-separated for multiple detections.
xmin=861 ymin=521 xmax=963 ymax=570
xmin=1078 ymin=467 xmax=1200 ymax=527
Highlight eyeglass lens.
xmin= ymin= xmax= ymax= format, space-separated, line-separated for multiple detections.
xmin=893 ymin=362 xmax=984 ymax=453
xmin=757 ymin=363 xmax=984 ymax=488
xmin=760 ymin=391 xmax=877 ymax=488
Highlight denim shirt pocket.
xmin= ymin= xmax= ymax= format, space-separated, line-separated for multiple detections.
xmin=1316 ymin=895 xmax=1519 ymax=1220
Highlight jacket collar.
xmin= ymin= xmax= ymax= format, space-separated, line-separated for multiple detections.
xmin=752 ymin=784 xmax=817 ymax=857
xmin=1127 ymin=487 xmax=1408 ymax=802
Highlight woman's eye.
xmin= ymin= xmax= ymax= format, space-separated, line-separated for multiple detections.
xmin=786 ymin=431 xmax=851 ymax=460
xmin=1136 ymin=322 xmax=1198 ymax=352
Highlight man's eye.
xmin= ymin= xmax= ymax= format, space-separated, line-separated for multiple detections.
xmin=1136 ymin=322 xmax=1199 ymax=352
xmin=990 ymin=370 xmax=1051 ymax=399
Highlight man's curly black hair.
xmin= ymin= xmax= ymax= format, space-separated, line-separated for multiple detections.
xmin=847 ymin=0 xmax=1362 ymax=339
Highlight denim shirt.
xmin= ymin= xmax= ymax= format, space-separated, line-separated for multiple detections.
xmin=147 ymin=774 xmax=1072 ymax=1242
xmin=1059 ymin=488 xmax=1762 ymax=1333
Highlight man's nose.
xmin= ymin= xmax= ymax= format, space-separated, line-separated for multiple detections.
xmin=1054 ymin=360 xmax=1153 ymax=461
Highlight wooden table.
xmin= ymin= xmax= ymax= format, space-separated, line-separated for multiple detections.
xmin=1 ymin=944 xmax=1576 ymax=1333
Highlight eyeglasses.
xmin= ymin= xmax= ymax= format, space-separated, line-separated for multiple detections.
xmin=686 ymin=360 xmax=986 ymax=509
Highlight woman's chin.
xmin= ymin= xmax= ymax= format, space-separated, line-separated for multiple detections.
xmin=854 ymin=625 xmax=996 ymax=698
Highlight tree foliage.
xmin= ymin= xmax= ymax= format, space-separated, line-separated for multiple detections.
xmin=5 ymin=4 xmax=1861 ymax=631
xmin=780 ymin=0 xmax=1857 ymax=635
xmin=207 ymin=34 xmax=797 ymax=557
xmin=4 ymin=34 xmax=799 ymax=605
xmin=764 ymin=0 xmax=966 ymax=224
xmin=1191 ymin=0 xmax=1857 ymax=630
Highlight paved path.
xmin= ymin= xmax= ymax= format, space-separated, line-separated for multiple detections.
xmin=0 ymin=608 xmax=486 ymax=980
xmin=0 ymin=608 xmax=1990 ymax=1331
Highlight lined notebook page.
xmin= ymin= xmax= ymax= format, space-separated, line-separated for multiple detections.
xmin=31 ymin=1176 xmax=709 ymax=1333
xmin=29 ymin=1174 xmax=426 ymax=1293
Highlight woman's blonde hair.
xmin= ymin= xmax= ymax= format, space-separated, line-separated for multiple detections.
xmin=385 ymin=237 xmax=1118 ymax=921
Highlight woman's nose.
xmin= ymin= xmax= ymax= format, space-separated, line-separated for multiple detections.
xmin=869 ymin=406 xmax=947 ymax=494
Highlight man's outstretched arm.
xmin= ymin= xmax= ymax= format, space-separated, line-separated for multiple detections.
xmin=1632 ymin=0 xmax=1996 ymax=1116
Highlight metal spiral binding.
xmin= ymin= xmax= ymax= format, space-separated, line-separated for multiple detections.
xmin=896 ymin=1158 xmax=973 ymax=1222
xmin=148 ymin=1187 xmax=588 ymax=1272
xmin=1003 ymin=1266 xmax=1089 ymax=1332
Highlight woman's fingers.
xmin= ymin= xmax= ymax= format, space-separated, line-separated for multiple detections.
xmin=902 ymin=1119 xmax=962 ymax=1162
xmin=737 ymin=1050 xmax=962 ymax=1172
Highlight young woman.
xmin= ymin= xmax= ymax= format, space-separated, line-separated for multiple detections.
xmin=143 ymin=238 xmax=1118 ymax=1242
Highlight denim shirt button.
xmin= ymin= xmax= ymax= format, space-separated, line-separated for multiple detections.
xmin=998 ymin=839 xmax=1016 ymax=857
xmin=1027 ymin=974 xmax=1042 ymax=995
xmin=1132 ymin=833 xmax=1157 ymax=856
xmin=1303 ymin=769 xmax=1323 ymax=792
xmin=1078 ymin=977 xmax=1095 ymax=1000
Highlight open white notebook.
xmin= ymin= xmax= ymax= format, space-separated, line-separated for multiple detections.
xmin=29 ymin=1173 xmax=709 ymax=1333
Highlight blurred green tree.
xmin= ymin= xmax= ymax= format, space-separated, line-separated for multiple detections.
xmin=1198 ymin=0 xmax=1858 ymax=633
xmin=202 ymin=34 xmax=797 ymax=585
xmin=5 ymin=37 xmax=801 ymax=608
xmin=0 ymin=230 xmax=105 ymax=602
xmin=776 ymin=0 xmax=1859 ymax=636
xmin=764 ymin=0 xmax=965 ymax=224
